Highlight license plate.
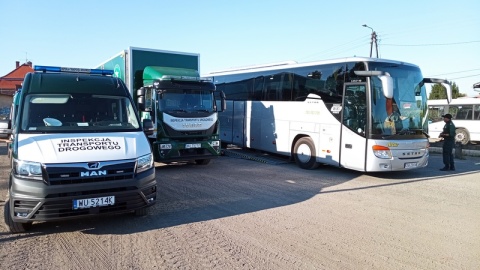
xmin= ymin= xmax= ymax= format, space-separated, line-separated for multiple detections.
xmin=186 ymin=143 xmax=201 ymax=149
xmin=404 ymin=162 xmax=418 ymax=169
xmin=73 ymin=196 xmax=115 ymax=210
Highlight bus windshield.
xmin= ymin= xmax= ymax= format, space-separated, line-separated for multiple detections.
xmin=369 ymin=63 xmax=428 ymax=137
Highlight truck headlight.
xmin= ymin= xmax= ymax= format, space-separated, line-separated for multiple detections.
xmin=136 ymin=153 xmax=153 ymax=173
xmin=13 ymin=159 xmax=43 ymax=180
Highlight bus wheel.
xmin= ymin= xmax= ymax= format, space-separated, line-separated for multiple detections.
xmin=195 ymin=159 xmax=211 ymax=165
xmin=4 ymin=200 xmax=33 ymax=233
xmin=293 ymin=137 xmax=319 ymax=170
xmin=455 ymin=128 xmax=470 ymax=145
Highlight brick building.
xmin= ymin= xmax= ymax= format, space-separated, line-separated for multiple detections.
xmin=0 ymin=61 xmax=33 ymax=117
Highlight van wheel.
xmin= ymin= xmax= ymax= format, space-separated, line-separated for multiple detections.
xmin=195 ymin=159 xmax=211 ymax=165
xmin=455 ymin=128 xmax=470 ymax=145
xmin=4 ymin=200 xmax=32 ymax=233
xmin=293 ymin=137 xmax=319 ymax=170
xmin=134 ymin=207 xmax=148 ymax=216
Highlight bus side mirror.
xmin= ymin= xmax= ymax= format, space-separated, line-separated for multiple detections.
xmin=423 ymin=78 xmax=452 ymax=104
xmin=379 ymin=75 xmax=393 ymax=99
xmin=142 ymin=119 xmax=154 ymax=136
xmin=354 ymin=70 xmax=393 ymax=99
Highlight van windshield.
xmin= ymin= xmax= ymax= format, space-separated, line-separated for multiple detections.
xmin=20 ymin=93 xmax=140 ymax=133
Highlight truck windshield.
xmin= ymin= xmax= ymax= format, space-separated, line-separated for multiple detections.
xmin=158 ymin=89 xmax=215 ymax=113
xmin=369 ymin=63 xmax=428 ymax=138
xmin=20 ymin=93 xmax=140 ymax=132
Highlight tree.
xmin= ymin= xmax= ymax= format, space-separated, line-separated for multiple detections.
xmin=428 ymin=81 xmax=466 ymax=100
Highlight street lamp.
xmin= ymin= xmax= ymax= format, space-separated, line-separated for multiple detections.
xmin=362 ymin=24 xmax=378 ymax=58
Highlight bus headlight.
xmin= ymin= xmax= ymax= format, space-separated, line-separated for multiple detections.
xmin=13 ymin=159 xmax=43 ymax=180
xmin=136 ymin=153 xmax=153 ymax=173
xmin=372 ymin=145 xmax=392 ymax=159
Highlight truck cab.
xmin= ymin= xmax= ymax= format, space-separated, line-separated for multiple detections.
xmin=3 ymin=66 xmax=157 ymax=233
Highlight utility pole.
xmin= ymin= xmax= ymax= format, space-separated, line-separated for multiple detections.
xmin=362 ymin=24 xmax=378 ymax=58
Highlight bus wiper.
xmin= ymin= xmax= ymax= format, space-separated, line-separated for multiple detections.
xmin=171 ymin=109 xmax=187 ymax=113
xmin=398 ymin=129 xmax=416 ymax=135
xmin=195 ymin=109 xmax=210 ymax=113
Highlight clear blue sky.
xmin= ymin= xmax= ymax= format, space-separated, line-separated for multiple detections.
xmin=1 ymin=0 xmax=479 ymax=96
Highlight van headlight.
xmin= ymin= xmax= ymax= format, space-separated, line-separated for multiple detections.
xmin=13 ymin=159 xmax=43 ymax=180
xmin=136 ymin=153 xmax=153 ymax=173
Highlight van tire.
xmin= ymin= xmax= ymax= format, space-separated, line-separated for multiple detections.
xmin=455 ymin=128 xmax=470 ymax=145
xmin=4 ymin=200 xmax=32 ymax=233
xmin=195 ymin=159 xmax=211 ymax=165
xmin=293 ymin=137 xmax=319 ymax=170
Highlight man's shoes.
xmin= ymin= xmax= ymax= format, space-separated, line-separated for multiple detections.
xmin=450 ymin=167 xmax=456 ymax=171
xmin=440 ymin=167 xmax=450 ymax=171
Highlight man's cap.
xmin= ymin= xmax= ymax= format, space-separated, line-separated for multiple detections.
xmin=442 ymin=114 xmax=452 ymax=119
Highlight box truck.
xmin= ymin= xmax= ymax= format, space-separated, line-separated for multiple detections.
xmin=96 ymin=47 xmax=225 ymax=165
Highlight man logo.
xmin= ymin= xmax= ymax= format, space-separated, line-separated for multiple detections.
xmin=81 ymin=170 xmax=107 ymax=177
xmin=88 ymin=162 xmax=100 ymax=169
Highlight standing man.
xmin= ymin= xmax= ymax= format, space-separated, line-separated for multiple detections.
xmin=439 ymin=113 xmax=456 ymax=171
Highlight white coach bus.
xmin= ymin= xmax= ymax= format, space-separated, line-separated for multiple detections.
xmin=205 ymin=57 xmax=451 ymax=172
xmin=428 ymin=97 xmax=480 ymax=145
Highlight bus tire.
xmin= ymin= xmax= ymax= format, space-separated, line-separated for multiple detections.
xmin=293 ymin=137 xmax=319 ymax=170
xmin=455 ymin=128 xmax=470 ymax=145
xmin=195 ymin=159 xmax=211 ymax=165
xmin=4 ymin=200 xmax=32 ymax=233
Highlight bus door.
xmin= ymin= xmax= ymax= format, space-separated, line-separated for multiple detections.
xmin=340 ymin=83 xmax=367 ymax=171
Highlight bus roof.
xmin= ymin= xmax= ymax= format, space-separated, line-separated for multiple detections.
xmin=204 ymin=57 xmax=420 ymax=77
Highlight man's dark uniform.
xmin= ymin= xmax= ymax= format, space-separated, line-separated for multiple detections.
xmin=440 ymin=117 xmax=456 ymax=171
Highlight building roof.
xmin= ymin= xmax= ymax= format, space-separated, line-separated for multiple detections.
xmin=0 ymin=61 xmax=34 ymax=96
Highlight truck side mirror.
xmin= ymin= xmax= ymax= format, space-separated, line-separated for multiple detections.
xmin=142 ymin=119 xmax=154 ymax=136
xmin=137 ymin=96 xmax=145 ymax=111
xmin=220 ymin=91 xmax=226 ymax=112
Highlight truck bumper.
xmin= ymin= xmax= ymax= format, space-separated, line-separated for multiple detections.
xmin=153 ymin=140 xmax=221 ymax=162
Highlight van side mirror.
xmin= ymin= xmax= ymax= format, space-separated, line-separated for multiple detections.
xmin=0 ymin=119 xmax=12 ymax=140
xmin=142 ymin=119 xmax=154 ymax=136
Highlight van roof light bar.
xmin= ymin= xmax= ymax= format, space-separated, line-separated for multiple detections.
xmin=34 ymin=65 xmax=114 ymax=76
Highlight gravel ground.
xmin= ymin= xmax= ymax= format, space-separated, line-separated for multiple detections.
xmin=1 ymin=145 xmax=479 ymax=270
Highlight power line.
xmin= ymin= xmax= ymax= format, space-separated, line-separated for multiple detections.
xmin=382 ymin=40 xmax=480 ymax=47
xmin=450 ymin=74 xmax=480 ymax=80
xmin=429 ymin=68 xmax=480 ymax=77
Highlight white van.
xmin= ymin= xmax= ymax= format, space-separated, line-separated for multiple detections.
xmin=2 ymin=66 xmax=156 ymax=233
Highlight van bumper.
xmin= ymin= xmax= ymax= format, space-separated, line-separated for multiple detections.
xmin=8 ymin=167 xmax=156 ymax=223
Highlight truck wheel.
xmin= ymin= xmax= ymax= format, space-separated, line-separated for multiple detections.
xmin=134 ymin=207 xmax=148 ymax=216
xmin=195 ymin=159 xmax=211 ymax=165
xmin=455 ymin=128 xmax=470 ymax=145
xmin=293 ymin=137 xmax=319 ymax=170
xmin=4 ymin=200 xmax=32 ymax=233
